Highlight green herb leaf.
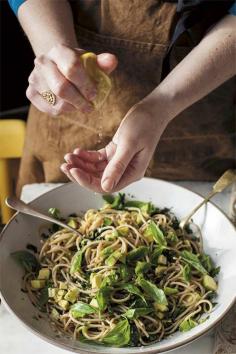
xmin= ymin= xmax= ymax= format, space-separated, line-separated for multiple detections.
xmin=96 ymin=287 xmax=111 ymax=312
xmin=137 ymin=278 xmax=168 ymax=305
xmin=124 ymin=307 xmax=153 ymax=319
xmin=199 ymin=254 xmax=213 ymax=273
xmin=124 ymin=200 xmax=157 ymax=215
xmin=182 ymin=264 xmax=191 ymax=282
xmin=122 ymin=283 xmax=147 ymax=304
xmin=150 ymin=246 xmax=166 ymax=265
xmin=37 ymin=286 xmax=49 ymax=311
xmin=11 ymin=250 xmax=40 ymax=272
xmin=102 ymin=319 xmax=130 ymax=346
xmin=103 ymin=193 xmax=125 ymax=210
xmin=70 ymin=301 xmax=98 ymax=319
xmin=181 ymin=251 xmax=208 ymax=275
xmin=144 ymin=221 xmax=167 ymax=246
xmin=127 ymin=246 xmax=149 ymax=262
xmin=179 ymin=318 xmax=197 ymax=332
xmin=210 ymin=266 xmax=221 ymax=277
xmin=70 ymin=250 xmax=83 ymax=274
xmin=102 ymin=195 xmax=115 ymax=204
xmin=135 ymin=261 xmax=151 ymax=275
xmin=119 ymin=264 xmax=131 ymax=281
xmin=103 ymin=218 xmax=113 ymax=226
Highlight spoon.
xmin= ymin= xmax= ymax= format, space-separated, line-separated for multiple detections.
xmin=5 ymin=196 xmax=82 ymax=237
xmin=179 ymin=169 xmax=236 ymax=231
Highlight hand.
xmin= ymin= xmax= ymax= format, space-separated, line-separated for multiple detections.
xmin=61 ymin=100 xmax=170 ymax=192
xmin=26 ymin=44 xmax=117 ymax=116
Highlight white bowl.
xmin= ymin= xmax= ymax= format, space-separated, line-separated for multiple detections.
xmin=0 ymin=179 xmax=236 ymax=354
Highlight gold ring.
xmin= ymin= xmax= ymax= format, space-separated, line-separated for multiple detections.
xmin=41 ymin=90 xmax=56 ymax=105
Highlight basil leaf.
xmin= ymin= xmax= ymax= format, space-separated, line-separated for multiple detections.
xmin=137 ymin=278 xmax=168 ymax=305
xmin=124 ymin=307 xmax=153 ymax=319
xmin=135 ymin=261 xmax=151 ymax=275
xmin=119 ymin=264 xmax=131 ymax=281
xmin=124 ymin=200 xmax=157 ymax=215
xmin=103 ymin=218 xmax=113 ymax=226
xmin=127 ymin=246 xmax=149 ymax=262
xmin=70 ymin=250 xmax=83 ymax=274
xmin=37 ymin=286 xmax=49 ymax=311
xmin=96 ymin=287 xmax=111 ymax=312
xmin=102 ymin=195 xmax=115 ymax=204
xmin=150 ymin=246 xmax=166 ymax=265
xmin=70 ymin=301 xmax=98 ymax=319
xmin=181 ymin=251 xmax=208 ymax=275
xmin=11 ymin=250 xmax=40 ymax=272
xmin=210 ymin=266 xmax=221 ymax=277
xmin=199 ymin=254 xmax=213 ymax=273
xmin=182 ymin=264 xmax=191 ymax=282
xmin=179 ymin=318 xmax=197 ymax=332
xmin=144 ymin=221 xmax=166 ymax=246
xmin=122 ymin=283 xmax=147 ymax=304
xmin=102 ymin=319 xmax=130 ymax=346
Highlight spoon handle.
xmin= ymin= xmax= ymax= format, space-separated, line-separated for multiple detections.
xmin=5 ymin=196 xmax=80 ymax=236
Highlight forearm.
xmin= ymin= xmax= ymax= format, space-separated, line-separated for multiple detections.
xmin=18 ymin=0 xmax=78 ymax=55
xmin=145 ymin=15 xmax=236 ymax=121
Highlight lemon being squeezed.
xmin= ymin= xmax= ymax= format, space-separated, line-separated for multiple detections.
xmin=80 ymin=52 xmax=112 ymax=109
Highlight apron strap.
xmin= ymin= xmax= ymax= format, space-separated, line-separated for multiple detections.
xmin=161 ymin=0 xmax=235 ymax=80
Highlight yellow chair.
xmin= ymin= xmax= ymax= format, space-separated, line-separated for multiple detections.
xmin=0 ymin=119 xmax=26 ymax=224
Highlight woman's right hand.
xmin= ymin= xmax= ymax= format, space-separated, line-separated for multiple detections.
xmin=26 ymin=44 xmax=118 ymax=116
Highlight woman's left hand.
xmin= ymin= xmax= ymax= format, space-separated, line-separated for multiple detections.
xmin=61 ymin=99 xmax=171 ymax=193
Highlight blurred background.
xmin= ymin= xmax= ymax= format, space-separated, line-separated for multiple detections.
xmin=0 ymin=0 xmax=34 ymax=118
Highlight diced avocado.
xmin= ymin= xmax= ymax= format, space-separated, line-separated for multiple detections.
xmin=135 ymin=261 xmax=151 ymax=275
xmin=164 ymin=287 xmax=179 ymax=295
xmin=58 ymin=281 xmax=67 ymax=290
xmin=184 ymin=292 xmax=201 ymax=305
xmin=48 ymin=288 xmax=58 ymax=298
xmin=156 ymin=311 xmax=165 ymax=319
xmin=67 ymin=218 xmax=78 ymax=229
xmin=118 ymin=226 xmax=129 ymax=236
xmin=90 ymin=273 xmax=103 ymax=289
xmin=101 ymin=246 xmax=114 ymax=259
xmin=104 ymin=232 xmax=118 ymax=241
xmin=64 ymin=288 xmax=79 ymax=303
xmin=154 ymin=303 xmax=168 ymax=312
xmin=158 ymin=255 xmax=167 ymax=265
xmin=55 ymin=289 xmax=66 ymax=302
xmin=203 ymin=275 xmax=217 ymax=291
xmin=105 ymin=250 xmax=124 ymax=266
xmin=38 ymin=268 xmax=50 ymax=280
xmin=58 ymin=299 xmax=69 ymax=310
xmin=51 ymin=308 xmax=60 ymax=320
xmin=166 ymin=230 xmax=178 ymax=243
xmin=90 ymin=298 xmax=99 ymax=308
xmin=31 ymin=280 xmax=46 ymax=289
xmin=143 ymin=228 xmax=154 ymax=243
xmin=155 ymin=265 xmax=167 ymax=275
xmin=136 ymin=213 xmax=143 ymax=226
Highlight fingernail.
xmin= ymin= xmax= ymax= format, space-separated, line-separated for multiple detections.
xmin=102 ymin=178 xmax=114 ymax=192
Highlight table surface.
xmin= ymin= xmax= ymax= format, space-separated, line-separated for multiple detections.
xmin=0 ymin=181 xmax=234 ymax=354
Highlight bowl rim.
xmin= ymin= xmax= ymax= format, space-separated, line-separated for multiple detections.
xmin=0 ymin=178 xmax=235 ymax=354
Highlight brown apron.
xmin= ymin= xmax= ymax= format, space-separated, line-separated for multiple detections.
xmin=16 ymin=0 xmax=236 ymax=195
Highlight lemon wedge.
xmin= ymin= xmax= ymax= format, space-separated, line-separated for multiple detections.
xmin=80 ymin=52 xmax=112 ymax=109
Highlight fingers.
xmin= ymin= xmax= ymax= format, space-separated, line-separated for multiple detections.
xmin=97 ymin=53 xmax=118 ymax=75
xmin=60 ymin=163 xmax=77 ymax=183
xmin=26 ymin=86 xmax=75 ymax=116
xmin=64 ymin=153 xmax=107 ymax=173
xmin=73 ymin=148 xmax=107 ymax=162
xmin=48 ymin=44 xmax=97 ymax=102
xmin=34 ymin=56 xmax=93 ymax=113
xmin=69 ymin=168 xmax=104 ymax=193
xmin=101 ymin=142 xmax=134 ymax=192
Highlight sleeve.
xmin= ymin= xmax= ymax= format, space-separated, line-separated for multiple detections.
xmin=229 ymin=2 xmax=236 ymax=15
xmin=8 ymin=0 xmax=26 ymax=15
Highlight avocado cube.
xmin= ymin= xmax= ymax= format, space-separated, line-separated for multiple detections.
xmin=90 ymin=298 xmax=99 ymax=308
xmin=203 ymin=275 xmax=217 ymax=291
xmin=155 ymin=265 xmax=167 ymax=275
xmin=64 ymin=288 xmax=79 ymax=303
xmin=156 ymin=311 xmax=165 ymax=319
xmin=143 ymin=228 xmax=154 ymax=243
xmin=68 ymin=219 xmax=78 ymax=229
xmin=58 ymin=299 xmax=69 ymax=310
xmin=154 ymin=303 xmax=168 ymax=312
xmin=31 ymin=280 xmax=46 ymax=289
xmin=90 ymin=273 xmax=103 ymax=289
xmin=58 ymin=281 xmax=67 ymax=290
xmin=48 ymin=288 xmax=58 ymax=298
xmin=38 ymin=268 xmax=50 ymax=280
xmin=157 ymin=255 xmax=167 ymax=265
xmin=105 ymin=250 xmax=123 ymax=266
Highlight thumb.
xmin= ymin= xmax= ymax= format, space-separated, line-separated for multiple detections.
xmin=101 ymin=143 xmax=133 ymax=192
xmin=97 ymin=53 xmax=118 ymax=75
